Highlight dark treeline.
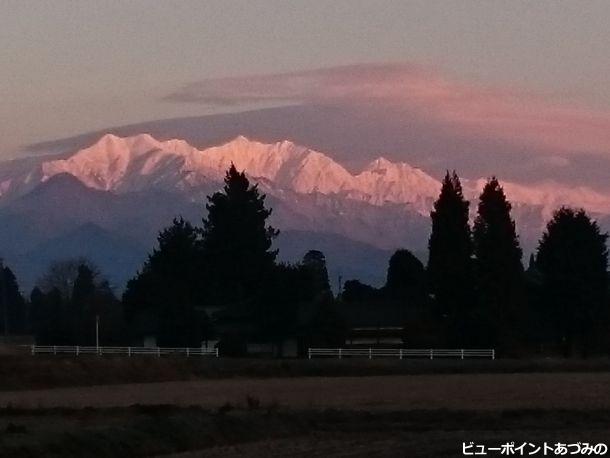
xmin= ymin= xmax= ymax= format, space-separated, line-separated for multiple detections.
xmin=1 ymin=166 xmax=608 ymax=357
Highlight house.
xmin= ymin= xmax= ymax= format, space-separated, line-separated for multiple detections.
xmin=338 ymin=301 xmax=408 ymax=347
xmin=346 ymin=326 xmax=404 ymax=346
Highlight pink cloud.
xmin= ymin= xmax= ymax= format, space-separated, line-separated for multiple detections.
xmin=165 ymin=63 xmax=610 ymax=157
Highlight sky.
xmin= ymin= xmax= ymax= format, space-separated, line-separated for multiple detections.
xmin=2 ymin=0 xmax=610 ymax=173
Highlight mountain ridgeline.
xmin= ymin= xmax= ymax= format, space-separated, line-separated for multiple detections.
xmin=1 ymin=134 xmax=610 ymax=292
xmin=0 ymin=134 xmax=610 ymax=289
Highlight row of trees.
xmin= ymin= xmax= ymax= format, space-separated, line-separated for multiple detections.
xmin=0 ymin=257 xmax=126 ymax=345
xmin=342 ymin=172 xmax=608 ymax=357
xmin=1 ymin=166 xmax=608 ymax=357
xmin=428 ymin=173 xmax=607 ymax=356
xmin=122 ymin=165 xmax=342 ymax=352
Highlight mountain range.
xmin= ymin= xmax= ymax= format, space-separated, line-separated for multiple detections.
xmin=1 ymin=133 xmax=609 ymax=293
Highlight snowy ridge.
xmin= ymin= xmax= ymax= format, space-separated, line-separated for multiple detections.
xmin=3 ymin=133 xmax=610 ymax=219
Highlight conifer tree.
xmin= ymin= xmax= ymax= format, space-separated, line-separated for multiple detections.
xmin=201 ymin=164 xmax=279 ymax=307
xmin=0 ymin=263 xmax=26 ymax=335
xmin=123 ymin=217 xmax=204 ymax=346
xmin=302 ymin=250 xmax=331 ymax=298
xmin=473 ymin=177 xmax=524 ymax=349
xmin=385 ymin=249 xmax=426 ymax=307
xmin=536 ymin=207 xmax=608 ymax=357
xmin=69 ymin=264 xmax=97 ymax=344
xmin=427 ymin=171 xmax=475 ymax=345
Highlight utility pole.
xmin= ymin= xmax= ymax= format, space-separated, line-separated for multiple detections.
xmin=95 ymin=315 xmax=100 ymax=351
xmin=0 ymin=258 xmax=8 ymax=342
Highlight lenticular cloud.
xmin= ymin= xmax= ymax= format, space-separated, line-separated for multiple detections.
xmin=165 ymin=63 xmax=610 ymax=159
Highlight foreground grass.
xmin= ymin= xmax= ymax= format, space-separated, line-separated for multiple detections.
xmin=2 ymin=355 xmax=610 ymax=390
xmin=0 ymin=405 xmax=609 ymax=457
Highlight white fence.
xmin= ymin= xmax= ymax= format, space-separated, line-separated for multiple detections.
xmin=308 ymin=348 xmax=495 ymax=360
xmin=30 ymin=345 xmax=219 ymax=357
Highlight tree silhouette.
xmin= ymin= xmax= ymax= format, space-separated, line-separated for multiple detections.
xmin=0 ymin=263 xmax=26 ymax=335
xmin=384 ymin=249 xmax=426 ymax=307
xmin=473 ymin=177 xmax=524 ymax=350
xmin=66 ymin=264 xmax=124 ymax=346
xmin=341 ymin=280 xmax=378 ymax=304
xmin=69 ymin=264 xmax=96 ymax=344
xmin=29 ymin=287 xmax=64 ymax=344
xmin=536 ymin=207 xmax=608 ymax=357
xmin=72 ymin=264 xmax=96 ymax=306
xmin=427 ymin=171 xmax=476 ymax=345
xmin=201 ymin=164 xmax=279 ymax=308
xmin=37 ymin=258 xmax=100 ymax=300
xmin=302 ymin=250 xmax=331 ymax=298
xmin=123 ymin=217 xmax=205 ymax=346
xmin=258 ymin=262 xmax=316 ymax=356
xmin=308 ymin=294 xmax=346 ymax=347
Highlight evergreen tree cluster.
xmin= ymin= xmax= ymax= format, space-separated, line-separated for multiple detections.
xmin=338 ymin=172 xmax=609 ymax=356
xmin=122 ymin=165 xmax=343 ymax=353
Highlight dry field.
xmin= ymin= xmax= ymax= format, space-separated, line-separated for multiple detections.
xmin=0 ymin=372 xmax=609 ymax=411
xmin=2 ymin=361 xmax=610 ymax=456
xmin=3 ymin=354 xmax=610 ymax=391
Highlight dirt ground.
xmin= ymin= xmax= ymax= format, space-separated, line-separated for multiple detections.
xmin=1 ymin=406 xmax=609 ymax=458
xmin=2 ymin=372 xmax=610 ymax=456
xmin=3 ymin=355 xmax=610 ymax=391
xmin=1 ymin=372 xmax=609 ymax=411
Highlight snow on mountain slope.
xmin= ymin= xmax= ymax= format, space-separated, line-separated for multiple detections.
xmin=41 ymin=133 xmax=191 ymax=192
xmin=184 ymin=135 xmax=356 ymax=194
xmin=35 ymin=134 xmax=430 ymax=210
xmin=352 ymin=157 xmax=440 ymax=213
xmin=3 ymin=133 xmax=610 ymax=224
xmin=468 ymin=179 xmax=610 ymax=219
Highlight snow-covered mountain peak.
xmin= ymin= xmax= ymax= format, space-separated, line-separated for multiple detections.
xmin=40 ymin=133 xmax=181 ymax=191
xmin=363 ymin=157 xmax=395 ymax=171
xmin=3 ymin=132 xmax=610 ymax=224
xmin=95 ymin=132 xmax=160 ymax=153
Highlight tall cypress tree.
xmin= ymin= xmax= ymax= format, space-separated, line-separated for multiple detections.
xmin=201 ymin=164 xmax=279 ymax=308
xmin=536 ymin=207 xmax=608 ymax=357
xmin=427 ymin=171 xmax=475 ymax=345
xmin=473 ymin=177 xmax=523 ymax=349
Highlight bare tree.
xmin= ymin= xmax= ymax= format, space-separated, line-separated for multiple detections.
xmin=37 ymin=257 xmax=101 ymax=300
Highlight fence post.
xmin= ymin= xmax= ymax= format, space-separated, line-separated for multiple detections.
xmin=492 ymin=349 xmax=495 ymax=360
xmin=186 ymin=347 xmax=190 ymax=357
xmin=429 ymin=348 xmax=433 ymax=360
xmin=157 ymin=347 xmax=161 ymax=357
xmin=31 ymin=345 xmax=35 ymax=356
xmin=215 ymin=348 xmax=219 ymax=358
xmin=99 ymin=347 xmax=102 ymax=356
xmin=128 ymin=347 xmax=131 ymax=357
xmin=53 ymin=345 xmax=56 ymax=355
xmin=76 ymin=346 xmax=79 ymax=356
xmin=461 ymin=349 xmax=464 ymax=360
xmin=308 ymin=348 xmax=311 ymax=359
xmin=369 ymin=348 xmax=372 ymax=359
xmin=399 ymin=348 xmax=403 ymax=360
xmin=339 ymin=348 xmax=342 ymax=359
